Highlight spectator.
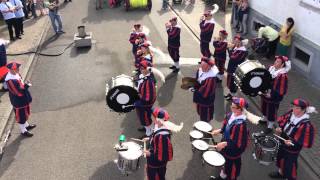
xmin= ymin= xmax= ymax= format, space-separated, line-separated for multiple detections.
xmin=276 ymin=17 xmax=294 ymax=56
xmin=29 ymin=0 xmax=37 ymax=18
xmin=21 ymin=0 xmax=28 ymax=19
xmin=37 ymin=0 xmax=46 ymax=16
xmin=0 ymin=0 xmax=20 ymax=41
xmin=10 ymin=0 xmax=25 ymax=35
xmin=256 ymin=23 xmax=279 ymax=58
xmin=231 ymin=0 xmax=240 ymax=28
xmin=237 ymin=0 xmax=249 ymax=35
xmin=46 ymin=0 xmax=64 ymax=34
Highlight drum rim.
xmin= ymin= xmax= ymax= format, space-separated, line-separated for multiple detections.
xmin=256 ymin=136 xmax=279 ymax=150
xmin=193 ymin=121 xmax=213 ymax=132
xmin=189 ymin=130 xmax=204 ymax=139
xmin=118 ymin=141 xmax=143 ymax=159
xmin=192 ymin=139 xmax=209 ymax=151
xmin=202 ymin=150 xmax=225 ymax=167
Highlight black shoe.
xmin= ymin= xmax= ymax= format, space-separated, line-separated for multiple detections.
xmin=169 ymin=65 xmax=176 ymax=69
xmin=21 ymin=32 xmax=24 ymax=35
xmin=268 ymin=171 xmax=285 ymax=179
xmin=263 ymin=128 xmax=273 ymax=135
xmin=137 ymin=127 xmax=146 ymax=132
xmin=16 ymin=36 xmax=22 ymax=39
xmin=26 ymin=124 xmax=36 ymax=131
xmin=224 ymin=94 xmax=233 ymax=101
xmin=172 ymin=68 xmax=180 ymax=73
xmin=138 ymin=134 xmax=147 ymax=140
xmin=10 ymin=37 xmax=15 ymax=41
xmin=21 ymin=131 xmax=33 ymax=137
xmin=209 ymin=176 xmax=224 ymax=180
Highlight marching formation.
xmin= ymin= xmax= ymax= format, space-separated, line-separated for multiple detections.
xmin=106 ymin=6 xmax=316 ymax=180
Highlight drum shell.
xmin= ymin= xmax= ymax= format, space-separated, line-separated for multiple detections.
xmin=252 ymin=136 xmax=279 ymax=166
xmin=106 ymin=74 xmax=139 ymax=113
xmin=234 ymin=60 xmax=272 ymax=96
xmin=202 ymin=151 xmax=225 ymax=178
xmin=117 ymin=154 xmax=142 ymax=174
xmin=191 ymin=140 xmax=209 ymax=158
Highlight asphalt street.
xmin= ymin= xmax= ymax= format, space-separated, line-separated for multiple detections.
xmin=0 ymin=0 xmax=315 ymax=180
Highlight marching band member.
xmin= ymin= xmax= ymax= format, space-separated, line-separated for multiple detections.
xmin=200 ymin=10 xmax=215 ymax=58
xmin=166 ymin=17 xmax=181 ymax=73
xmin=269 ymin=98 xmax=315 ymax=180
xmin=212 ymin=30 xmax=228 ymax=82
xmin=134 ymin=60 xmax=157 ymax=139
xmin=210 ymin=97 xmax=249 ymax=180
xmin=144 ymin=107 xmax=173 ymax=180
xmin=191 ymin=57 xmax=219 ymax=122
xmin=224 ymin=35 xmax=247 ymax=101
xmin=129 ymin=24 xmax=147 ymax=57
xmin=5 ymin=62 xmax=36 ymax=137
xmin=260 ymin=55 xmax=290 ymax=134
xmin=139 ymin=41 xmax=153 ymax=64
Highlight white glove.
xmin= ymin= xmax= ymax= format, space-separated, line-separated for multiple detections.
xmin=188 ymin=87 xmax=195 ymax=92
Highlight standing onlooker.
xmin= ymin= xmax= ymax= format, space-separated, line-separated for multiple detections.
xmin=162 ymin=0 xmax=168 ymax=10
xmin=0 ymin=0 xmax=20 ymax=41
xmin=256 ymin=23 xmax=279 ymax=58
xmin=47 ymin=0 xmax=64 ymax=34
xmin=37 ymin=0 xmax=46 ymax=16
xmin=10 ymin=0 xmax=25 ymax=35
xmin=5 ymin=62 xmax=36 ymax=137
xmin=29 ymin=0 xmax=37 ymax=18
xmin=276 ymin=17 xmax=294 ymax=56
xmin=21 ymin=0 xmax=28 ymax=18
xmin=237 ymin=0 xmax=249 ymax=35
xmin=231 ymin=0 xmax=240 ymax=28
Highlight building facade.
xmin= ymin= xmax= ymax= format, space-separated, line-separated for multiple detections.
xmin=248 ymin=0 xmax=320 ymax=87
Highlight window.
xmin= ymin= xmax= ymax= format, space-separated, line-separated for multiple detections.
xmin=295 ymin=47 xmax=310 ymax=65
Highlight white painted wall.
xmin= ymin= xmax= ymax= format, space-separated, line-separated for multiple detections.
xmin=250 ymin=0 xmax=320 ymax=46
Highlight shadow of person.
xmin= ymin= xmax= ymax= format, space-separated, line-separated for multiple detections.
xmin=89 ymin=159 xmax=145 ymax=180
xmin=157 ymin=72 xmax=178 ymax=107
xmin=0 ymin=135 xmax=26 ymax=178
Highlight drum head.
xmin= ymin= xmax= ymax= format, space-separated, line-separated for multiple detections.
xmin=192 ymin=140 xmax=209 ymax=151
xmin=203 ymin=151 xmax=225 ymax=167
xmin=119 ymin=142 xmax=142 ymax=160
xmin=189 ymin=130 xmax=204 ymax=139
xmin=194 ymin=121 xmax=212 ymax=132
xmin=106 ymin=85 xmax=139 ymax=113
xmin=258 ymin=136 xmax=278 ymax=149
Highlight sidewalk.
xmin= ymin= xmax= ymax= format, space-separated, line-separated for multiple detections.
xmin=0 ymin=15 xmax=49 ymax=142
xmin=168 ymin=0 xmax=320 ymax=178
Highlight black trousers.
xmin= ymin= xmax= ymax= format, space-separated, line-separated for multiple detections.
xmin=267 ymin=37 xmax=280 ymax=58
xmin=16 ymin=17 xmax=24 ymax=34
xmin=5 ymin=18 xmax=20 ymax=39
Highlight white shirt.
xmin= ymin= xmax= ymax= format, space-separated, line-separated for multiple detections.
xmin=197 ymin=65 xmax=219 ymax=84
xmin=0 ymin=2 xmax=16 ymax=20
xmin=228 ymin=113 xmax=246 ymax=125
xmin=9 ymin=0 xmax=24 ymax=18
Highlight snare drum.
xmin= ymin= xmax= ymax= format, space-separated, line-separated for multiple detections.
xmin=202 ymin=151 xmax=225 ymax=178
xmin=193 ymin=121 xmax=213 ymax=143
xmin=117 ymin=141 xmax=143 ymax=175
xmin=234 ymin=60 xmax=271 ymax=96
xmin=106 ymin=74 xmax=139 ymax=113
xmin=189 ymin=130 xmax=204 ymax=142
xmin=192 ymin=139 xmax=209 ymax=157
xmin=252 ymin=135 xmax=279 ymax=166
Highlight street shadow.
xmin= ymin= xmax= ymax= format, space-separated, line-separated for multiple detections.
xmin=89 ymin=159 xmax=145 ymax=180
xmin=157 ymin=72 xmax=178 ymax=107
xmin=0 ymin=135 xmax=26 ymax=178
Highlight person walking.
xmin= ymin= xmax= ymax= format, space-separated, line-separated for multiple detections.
xmin=0 ymin=0 xmax=20 ymax=41
xmin=5 ymin=62 xmax=36 ymax=137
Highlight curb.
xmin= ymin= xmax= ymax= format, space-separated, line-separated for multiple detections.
xmin=0 ymin=17 xmax=50 ymax=140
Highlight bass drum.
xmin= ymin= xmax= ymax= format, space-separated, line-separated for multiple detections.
xmin=234 ymin=60 xmax=271 ymax=96
xmin=106 ymin=74 xmax=139 ymax=113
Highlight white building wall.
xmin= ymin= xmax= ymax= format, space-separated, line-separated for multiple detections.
xmin=250 ymin=0 xmax=320 ymax=46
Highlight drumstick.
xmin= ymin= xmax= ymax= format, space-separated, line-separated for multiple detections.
xmin=209 ymin=145 xmax=217 ymax=148
xmin=131 ymin=138 xmax=144 ymax=142
xmin=143 ymin=140 xmax=147 ymax=158
xmin=201 ymin=131 xmax=213 ymax=135
xmin=273 ymin=134 xmax=294 ymax=146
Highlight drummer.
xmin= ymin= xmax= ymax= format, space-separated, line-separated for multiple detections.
xmin=166 ymin=17 xmax=181 ymax=73
xmin=139 ymin=41 xmax=153 ymax=64
xmin=144 ymin=107 xmax=173 ymax=180
xmin=210 ymin=97 xmax=249 ymax=180
xmin=129 ymin=24 xmax=147 ymax=57
xmin=190 ymin=57 xmax=219 ymax=122
xmin=224 ymin=35 xmax=248 ymax=101
xmin=260 ymin=56 xmax=290 ymax=134
xmin=212 ymin=30 xmax=228 ymax=83
xmin=134 ymin=60 xmax=157 ymax=139
xmin=269 ymin=98 xmax=315 ymax=180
